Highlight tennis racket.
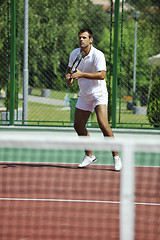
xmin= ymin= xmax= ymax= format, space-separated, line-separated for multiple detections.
xmin=70 ymin=51 xmax=84 ymax=74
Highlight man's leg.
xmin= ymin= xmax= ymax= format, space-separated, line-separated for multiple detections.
xmin=74 ymin=107 xmax=93 ymax=156
xmin=95 ymin=105 xmax=119 ymax=157
xmin=74 ymin=108 xmax=97 ymax=167
xmin=95 ymin=104 xmax=122 ymax=170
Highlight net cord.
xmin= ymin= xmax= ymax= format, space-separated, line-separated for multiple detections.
xmin=0 ymin=133 xmax=159 ymax=153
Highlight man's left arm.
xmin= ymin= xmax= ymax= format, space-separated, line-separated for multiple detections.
xmin=71 ymin=69 xmax=106 ymax=80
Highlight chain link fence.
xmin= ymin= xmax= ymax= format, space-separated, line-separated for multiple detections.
xmin=118 ymin=0 xmax=160 ymax=128
xmin=0 ymin=0 xmax=160 ymax=128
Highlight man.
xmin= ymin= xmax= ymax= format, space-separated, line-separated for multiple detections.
xmin=66 ymin=28 xmax=122 ymax=171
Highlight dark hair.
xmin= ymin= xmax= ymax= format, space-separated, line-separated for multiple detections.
xmin=78 ymin=28 xmax=93 ymax=38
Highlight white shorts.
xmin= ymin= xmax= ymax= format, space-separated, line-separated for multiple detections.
xmin=76 ymin=93 xmax=108 ymax=113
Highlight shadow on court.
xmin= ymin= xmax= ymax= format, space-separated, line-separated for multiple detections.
xmin=0 ymin=163 xmax=116 ymax=171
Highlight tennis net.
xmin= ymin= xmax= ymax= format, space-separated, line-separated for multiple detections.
xmin=0 ymin=131 xmax=160 ymax=240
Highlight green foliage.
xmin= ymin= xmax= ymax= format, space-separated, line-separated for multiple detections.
xmin=147 ymin=74 xmax=160 ymax=127
xmin=26 ymin=0 xmax=108 ymax=91
xmin=0 ymin=1 xmax=9 ymax=90
xmin=0 ymin=0 xmax=109 ymax=96
xmin=120 ymin=13 xmax=153 ymax=96
xmin=126 ymin=0 xmax=160 ymax=12
xmin=1 ymin=0 xmax=160 ymax=113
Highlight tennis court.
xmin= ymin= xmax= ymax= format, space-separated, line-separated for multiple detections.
xmin=0 ymin=129 xmax=160 ymax=240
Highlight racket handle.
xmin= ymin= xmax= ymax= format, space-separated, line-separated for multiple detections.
xmin=69 ymin=77 xmax=73 ymax=82
xmin=69 ymin=69 xmax=77 ymax=81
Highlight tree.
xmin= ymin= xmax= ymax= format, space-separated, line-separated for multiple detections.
xmin=0 ymin=1 xmax=9 ymax=91
xmin=147 ymin=74 xmax=160 ymax=127
xmin=22 ymin=0 xmax=108 ymax=92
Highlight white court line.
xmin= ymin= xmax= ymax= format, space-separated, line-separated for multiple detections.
xmin=0 ymin=197 xmax=159 ymax=206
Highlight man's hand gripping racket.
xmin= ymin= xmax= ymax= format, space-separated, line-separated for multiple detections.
xmin=66 ymin=51 xmax=84 ymax=85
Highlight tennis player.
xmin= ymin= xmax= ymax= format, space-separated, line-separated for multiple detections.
xmin=66 ymin=28 xmax=122 ymax=171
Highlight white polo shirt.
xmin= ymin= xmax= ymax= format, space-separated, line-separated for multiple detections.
xmin=68 ymin=45 xmax=107 ymax=97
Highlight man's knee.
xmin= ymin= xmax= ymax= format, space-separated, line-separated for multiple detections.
xmin=74 ymin=121 xmax=79 ymax=132
xmin=74 ymin=121 xmax=83 ymax=133
xmin=99 ymin=121 xmax=111 ymax=133
xmin=74 ymin=122 xmax=88 ymax=136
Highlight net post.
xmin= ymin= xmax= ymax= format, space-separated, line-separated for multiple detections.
xmin=120 ymin=142 xmax=135 ymax=240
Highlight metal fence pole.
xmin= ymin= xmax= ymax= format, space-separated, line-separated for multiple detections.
xmin=23 ymin=0 xmax=29 ymax=123
xmin=10 ymin=0 xmax=16 ymax=125
xmin=132 ymin=11 xmax=140 ymax=105
xmin=112 ymin=0 xmax=120 ymax=128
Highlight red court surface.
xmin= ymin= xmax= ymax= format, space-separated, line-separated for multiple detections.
xmin=0 ymin=163 xmax=159 ymax=240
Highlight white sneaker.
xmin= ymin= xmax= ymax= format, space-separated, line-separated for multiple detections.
xmin=78 ymin=155 xmax=97 ymax=168
xmin=114 ymin=156 xmax=122 ymax=171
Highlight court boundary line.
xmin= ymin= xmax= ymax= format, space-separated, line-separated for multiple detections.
xmin=0 ymin=197 xmax=159 ymax=206
xmin=0 ymin=126 xmax=160 ymax=135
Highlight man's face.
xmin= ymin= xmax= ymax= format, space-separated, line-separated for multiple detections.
xmin=78 ymin=31 xmax=93 ymax=49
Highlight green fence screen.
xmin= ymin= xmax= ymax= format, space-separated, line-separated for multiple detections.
xmin=0 ymin=0 xmax=160 ymax=129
